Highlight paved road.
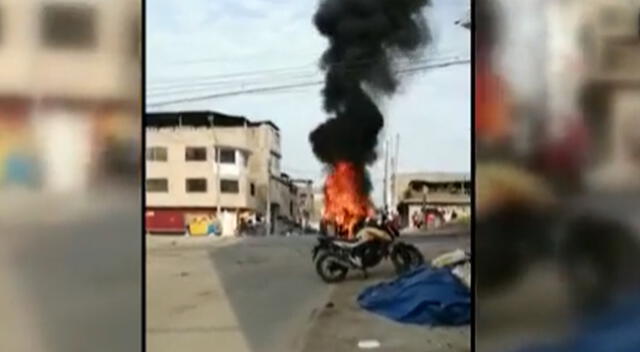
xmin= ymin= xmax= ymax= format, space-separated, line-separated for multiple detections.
xmin=147 ymin=233 xmax=470 ymax=352
xmin=1 ymin=190 xmax=141 ymax=352
xmin=147 ymin=235 xmax=332 ymax=352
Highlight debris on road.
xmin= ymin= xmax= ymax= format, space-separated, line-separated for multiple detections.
xmin=452 ymin=262 xmax=471 ymax=289
xmin=432 ymin=249 xmax=469 ymax=268
xmin=432 ymin=249 xmax=472 ymax=289
xmin=357 ymin=339 xmax=381 ymax=349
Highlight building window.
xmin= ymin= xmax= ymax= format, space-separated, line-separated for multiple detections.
xmin=40 ymin=4 xmax=97 ymax=49
xmin=146 ymin=147 xmax=167 ymax=161
xmin=250 ymin=182 xmax=256 ymax=196
xmin=220 ymin=179 xmax=239 ymax=194
xmin=270 ymin=157 xmax=280 ymax=174
xmin=185 ymin=147 xmax=207 ymax=161
xmin=146 ymin=178 xmax=168 ymax=192
xmin=216 ymin=148 xmax=236 ymax=164
xmin=186 ymin=178 xmax=207 ymax=192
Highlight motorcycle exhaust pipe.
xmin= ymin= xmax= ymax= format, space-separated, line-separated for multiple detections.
xmin=326 ymin=255 xmax=354 ymax=269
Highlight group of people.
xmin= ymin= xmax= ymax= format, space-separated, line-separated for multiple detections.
xmin=411 ymin=208 xmax=459 ymax=230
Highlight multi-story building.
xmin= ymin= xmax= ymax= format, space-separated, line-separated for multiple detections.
xmin=394 ymin=172 xmax=471 ymax=230
xmin=145 ymin=111 xmax=301 ymax=236
xmin=292 ymin=179 xmax=314 ymax=229
xmin=0 ymin=0 xmax=140 ymax=192
xmin=310 ymin=186 xmax=325 ymax=231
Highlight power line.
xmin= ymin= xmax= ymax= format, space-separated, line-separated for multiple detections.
xmin=146 ymin=57 xmax=470 ymax=108
xmin=148 ymin=51 xmax=463 ymax=88
xmin=148 ymin=62 xmax=318 ymax=86
xmin=147 ymin=54 xmax=463 ymax=96
xmin=146 ymin=56 xmax=469 ymax=101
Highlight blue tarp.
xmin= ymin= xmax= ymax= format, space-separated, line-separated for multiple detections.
xmin=357 ymin=266 xmax=470 ymax=326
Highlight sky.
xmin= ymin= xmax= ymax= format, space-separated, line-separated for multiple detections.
xmin=146 ymin=0 xmax=470 ymax=201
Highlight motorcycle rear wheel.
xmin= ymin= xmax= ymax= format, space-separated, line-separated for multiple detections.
xmin=315 ymin=252 xmax=349 ymax=283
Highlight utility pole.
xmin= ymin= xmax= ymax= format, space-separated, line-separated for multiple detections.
xmin=209 ymin=115 xmax=221 ymax=218
xmin=388 ymin=134 xmax=398 ymax=212
xmin=266 ymin=167 xmax=271 ymax=236
xmin=382 ymin=139 xmax=389 ymax=211
xmin=392 ymin=134 xmax=400 ymax=211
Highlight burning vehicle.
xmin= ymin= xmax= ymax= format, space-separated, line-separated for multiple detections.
xmin=307 ymin=0 xmax=433 ymax=282
xmin=309 ymin=0 xmax=433 ymax=238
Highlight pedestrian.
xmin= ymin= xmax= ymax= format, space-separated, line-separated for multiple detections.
xmin=412 ymin=211 xmax=421 ymax=229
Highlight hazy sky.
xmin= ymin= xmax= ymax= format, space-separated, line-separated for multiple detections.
xmin=146 ymin=0 xmax=470 ymax=200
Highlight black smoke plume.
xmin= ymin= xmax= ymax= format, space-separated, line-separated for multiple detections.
xmin=309 ymin=0 xmax=432 ymax=193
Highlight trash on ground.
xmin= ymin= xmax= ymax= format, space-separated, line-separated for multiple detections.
xmin=452 ymin=262 xmax=471 ymax=289
xmin=357 ymin=266 xmax=470 ymax=326
xmin=358 ymin=339 xmax=381 ymax=349
xmin=432 ymin=249 xmax=469 ymax=268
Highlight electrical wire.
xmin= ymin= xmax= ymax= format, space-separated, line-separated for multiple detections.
xmin=146 ymin=57 xmax=470 ymax=108
xmin=148 ymin=50 xmax=463 ymax=89
xmin=146 ymin=55 xmax=468 ymax=101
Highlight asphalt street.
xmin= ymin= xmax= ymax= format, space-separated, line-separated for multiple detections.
xmin=147 ymin=232 xmax=470 ymax=352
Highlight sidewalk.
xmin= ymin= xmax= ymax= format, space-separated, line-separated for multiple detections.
xmin=146 ymin=238 xmax=251 ymax=352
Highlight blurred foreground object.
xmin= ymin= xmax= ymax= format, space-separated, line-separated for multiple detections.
xmin=0 ymin=0 xmax=140 ymax=194
xmin=475 ymin=162 xmax=555 ymax=216
xmin=516 ymin=295 xmax=640 ymax=352
xmin=475 ymin=2 xmax=640 ymax=349
xmin=0 ymin=0 xmax=141 ymax=351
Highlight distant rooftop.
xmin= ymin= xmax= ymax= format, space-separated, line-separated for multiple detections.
xmin=145 ymin=110 xmax=279 ymax=131
xmin=397 ymin=172 xmax=471 ymax=183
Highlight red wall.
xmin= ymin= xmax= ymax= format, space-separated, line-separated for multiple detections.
xmin=145 ymin=209 xmax=185 ymax=234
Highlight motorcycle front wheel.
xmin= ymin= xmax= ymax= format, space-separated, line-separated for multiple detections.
xmin=315 ymin=252 xmax=349 ymax=283
xmin=391 ymin=243 xmax=424 ymax=275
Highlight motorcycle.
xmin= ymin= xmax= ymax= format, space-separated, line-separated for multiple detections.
xmin=311 ymin=216 xmax=424 ymax=283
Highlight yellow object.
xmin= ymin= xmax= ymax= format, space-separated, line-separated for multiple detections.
xmin=188 ymin=218 xmax=209 ymax=236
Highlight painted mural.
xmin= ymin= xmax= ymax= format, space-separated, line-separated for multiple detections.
xmin=0 ymin=107 xmax=39 ymax=188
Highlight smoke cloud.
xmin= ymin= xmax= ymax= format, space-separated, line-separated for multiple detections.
xmin=309 ymin=0 xmax=432 ymax=192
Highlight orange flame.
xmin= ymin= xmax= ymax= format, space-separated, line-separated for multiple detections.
xmin=323 ymin=161 xmax=373 ymax=238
